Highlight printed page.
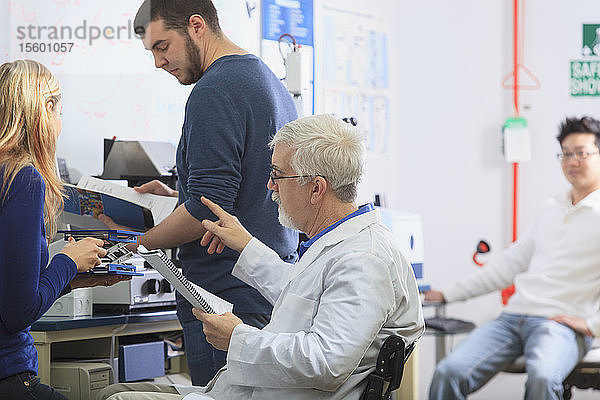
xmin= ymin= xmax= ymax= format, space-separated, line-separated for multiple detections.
xmin=77 ymin=176 xmax=178 ymax=224
xmin=190 ymin=281 xmax=233 ymax=315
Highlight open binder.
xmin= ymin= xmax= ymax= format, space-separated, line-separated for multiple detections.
xmin=62 ymin=176 xmax=178 ymax=231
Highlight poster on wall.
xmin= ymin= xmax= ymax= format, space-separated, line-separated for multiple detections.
xmin=571 ymin=24 xmax=600 ymax=97
xmin=570 ymin=60 xmax=600 ymax=96
xmin=262 ymin=0 xmax=313 ymax=46
xmin=582 ymin=23 xmax=600 ymax=56
xmin=315 ymin=1 xmax=391 ymax=154
xmin=261 ymin=0 xmax=314 ymax=117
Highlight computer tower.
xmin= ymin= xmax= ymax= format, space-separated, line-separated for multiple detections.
xmin=51 ymin=362 xmax=114 ymax=400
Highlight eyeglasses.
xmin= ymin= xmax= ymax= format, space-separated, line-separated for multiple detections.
xmin=556 ymin=151 xmax=600 ymax=161
xmin=269 ymin=170 xmax=325 ymax=184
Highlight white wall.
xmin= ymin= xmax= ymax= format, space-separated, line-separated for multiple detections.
xmin=383 ymin=2 xmax=508 ymax=398
xmin=375 ymin=1 xmax=599 ymax=399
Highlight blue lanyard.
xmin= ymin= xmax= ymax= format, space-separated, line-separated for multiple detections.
xmin=298 ymin=203 xmax=375 ymax=259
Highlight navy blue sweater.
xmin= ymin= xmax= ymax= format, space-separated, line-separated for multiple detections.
xmin=0 ymin=166 xmax=76 ymax=379
xmin=176 ymin=54 xmax=298 ymax=319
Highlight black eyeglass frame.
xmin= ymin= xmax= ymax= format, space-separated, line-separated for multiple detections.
xmin=269 ymin=171 xmax=326 ymax=184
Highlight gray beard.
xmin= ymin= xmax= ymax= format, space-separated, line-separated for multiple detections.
xmin=271 ymin=191 xmax=300 ymax=231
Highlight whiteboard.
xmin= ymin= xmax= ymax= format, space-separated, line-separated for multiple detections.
xmin=0 ymin=0 xmax=260 ymax=176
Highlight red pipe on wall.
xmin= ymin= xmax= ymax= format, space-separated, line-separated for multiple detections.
xmin=501 ymin=0 xmax=521 ymax=304
xmin=511 ymin=0 xmax=519 ymax=243
xmin=512 ymin=162 xmax=518 ymax=242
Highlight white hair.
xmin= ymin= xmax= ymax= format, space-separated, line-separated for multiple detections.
xmin=269 ymin=114 xmax=365 ymax=203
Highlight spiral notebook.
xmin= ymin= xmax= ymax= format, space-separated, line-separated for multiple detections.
xmin=137 ymin=246 xmax=233 ymax=314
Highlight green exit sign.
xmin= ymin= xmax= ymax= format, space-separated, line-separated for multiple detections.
xmin=570 ymin=60 xmax=600 ymax=96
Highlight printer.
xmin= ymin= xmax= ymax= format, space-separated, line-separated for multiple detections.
xmin=92 ymin=266 xmax=177 ymax=313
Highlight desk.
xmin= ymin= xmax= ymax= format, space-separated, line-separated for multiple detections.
xmin=424 ymin=301 xmax=448 ymax=363
xmin=422 ymin=301 xmax=474 ymax=363
xmin=31 ymin=311 xmax=420 ymax=399
xmin=31 ymin=311 xmax=182 ymax=385
xmin=32 ymin=311 xmax=421 ymax=399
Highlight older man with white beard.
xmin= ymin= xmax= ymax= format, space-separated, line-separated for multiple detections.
xmin=97 ymin=114 xmax=424 ymax=400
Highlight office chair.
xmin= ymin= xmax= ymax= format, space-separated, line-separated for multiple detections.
xmin=360 ymin=335 xmax=416 ymax=400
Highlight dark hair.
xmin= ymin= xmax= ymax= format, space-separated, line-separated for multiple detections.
xmin=557 ymin=116 xmax=600 ymax=149
xmin=134 ymin=0 xmax=221 ymax=37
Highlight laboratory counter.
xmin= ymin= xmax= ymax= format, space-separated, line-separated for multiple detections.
xmin=31 ymin=310 xmax=182 ymax=385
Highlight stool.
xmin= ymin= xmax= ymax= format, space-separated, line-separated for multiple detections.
xmin=503 ymin=347 xmax=600 ymax=399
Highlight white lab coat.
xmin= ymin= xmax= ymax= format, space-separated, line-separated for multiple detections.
xmin=181 ymin=208 xmax=424 ymax=400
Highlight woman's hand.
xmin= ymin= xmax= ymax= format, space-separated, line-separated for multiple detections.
xmin=60 ymin=237 xmax=107 ymax=273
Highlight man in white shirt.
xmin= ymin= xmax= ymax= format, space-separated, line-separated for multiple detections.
xmin=426 ymin=116 xmax=600 ymax=400
xmin=98 ymin=114 xmax=424 ymax=400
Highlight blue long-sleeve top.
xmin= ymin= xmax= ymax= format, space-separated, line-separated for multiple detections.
xmin=176 ymin=54 xmax=298 ymax=320
xmin=0 ymin=165 xmax=76 ymax=379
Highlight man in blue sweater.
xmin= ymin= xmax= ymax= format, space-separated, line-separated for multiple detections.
xmin=100 ymin=0 xmax=299 ymax=385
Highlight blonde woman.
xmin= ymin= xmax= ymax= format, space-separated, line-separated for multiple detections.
xmin=0 ymin=60 xmax=109 ymax=399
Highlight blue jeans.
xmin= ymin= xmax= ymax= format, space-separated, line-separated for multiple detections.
xmin=0 ymin=372 xmax=68 ymax=400
xmin=429 ymin=313 xmax=593 ymax=400
xmin=177 ymin=299 xmax=271 ymax=386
